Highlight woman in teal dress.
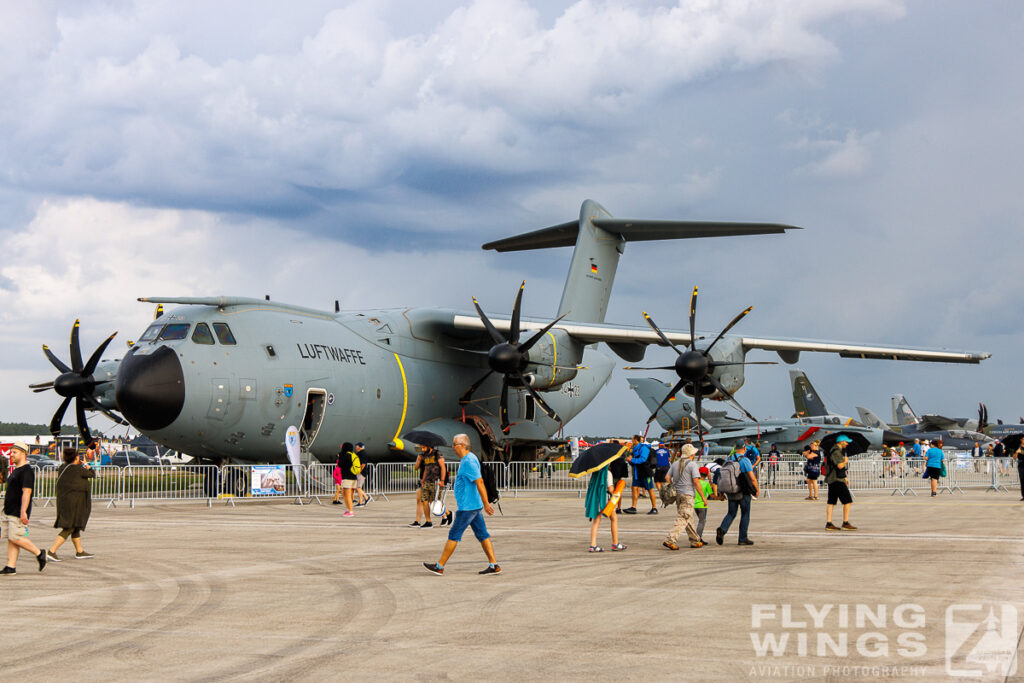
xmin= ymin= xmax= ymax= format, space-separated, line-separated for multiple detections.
xmin=585 ymin=464 xmax=626 ymax=553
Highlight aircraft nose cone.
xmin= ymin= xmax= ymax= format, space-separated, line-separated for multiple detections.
xmin=115 ymin=345 xmax=185 ymax=431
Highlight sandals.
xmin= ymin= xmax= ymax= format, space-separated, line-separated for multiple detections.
xmin=611 ymin=543 xmax=627 ymax=551
xmin=588 ymin=546 xmax=604 ymax=553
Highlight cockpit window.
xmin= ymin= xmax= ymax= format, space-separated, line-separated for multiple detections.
xmin=139 ymin=324 xmax=163 ymax=342
xmin=192 ymin=323 xmax=215 ymax=345
xmin=157 ymin=323 xmax=190 ymax=341
xmin=212 ymin=323 xmax=237 ymax=345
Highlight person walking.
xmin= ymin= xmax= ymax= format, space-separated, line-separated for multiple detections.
xmin=652 ymin=441 xmax=672 ymax=493
xmin=623 ymin=436 xmax=657 ymax=514
xmin=423 ymin=434 xmax=499 ymax=576
xmin=715 ymin=444 xmax=759 ymax=546
xmin=824 ymin=436 xmax=857 ymax=530
xmin=47 ymin=447 xmax=96 ymax=561
xmin=803 ymin=442 xmax=822 ymax=500
xmin=353 ymin=442 xmax=370 ymax=507
xmin=335 ymin=442 xmax=360 ymax=517
xmin=766 ymin=444 xmax=780 ymax=486
xmin=583 ymin=463 xmax=625 ymax=553
xmin=693 ymin=466 xmax=714 ymax=544
xmin=663 ymin=444 xmax=706 ymax=550
xmin=925 ymin=438 xmax=945 ymax=497
xmin=416 ymin=444 xmax=447 ymax=529
xmin=1 ymin=443 xmax=47 ymax=574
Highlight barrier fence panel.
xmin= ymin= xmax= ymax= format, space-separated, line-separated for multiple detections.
xmin=375 ymin=462 xmax=423 ymax=497
xmin=219 ymin=464 xmax=306 ymax=505
xmin=506 ymin=460 xmax=586 ymax=496
xmin=123 ymin=465 xmax=219 ymax=507
xmin=305 ymin=462 xmax=336 ymax=502
xmin=90 ymin=465 xmax=125 ymax=506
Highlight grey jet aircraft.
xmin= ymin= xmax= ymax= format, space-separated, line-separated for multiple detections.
xmin=855 ymin=400 xmax=995 ymax=450
xmin=30 ymin=199 xmax=990 ymax=464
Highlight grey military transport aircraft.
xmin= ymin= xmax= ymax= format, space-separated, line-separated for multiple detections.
xmin=29 ymin=200 xmax=990 ymax=464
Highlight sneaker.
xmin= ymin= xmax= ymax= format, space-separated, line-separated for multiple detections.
xmin=841 ymin=522 xmax=858 ymax=531
xmin=440 ymin=512 xmax=452 ymax=527
xmin=407 ymin=521 xmax=421 ymax=527
xmin=611 ymin=543 xmax=627 ymax=551
xmin=662 ymin=541 xmax=679 ymax=551
xmin=36 ymin=550 xmax=47 ymax=572
xmin=622 ymin=507 xmax=637 ymax=514
xmin=647 ymin=508 xmax=658 ymax=515
xmin=0 ymin=566 xmax=15 ymax=575
xmin=74 ymin=551 xmax=95 ymax=559
xmin=354 ymin=502 xmax=365 ymax=508
xmin=46 ymin=550 xmax=63 ymax=562
xmin=825 ymin=522 xmax=841 ymax=531
xmin=332 ymin=500 xmax=341 ymax=505
xmin=342 ymin=510 xmax=354 ymax=517
xmin=738 ymin=539 xmax=754 ymax=546
xmin=421 ymin=522 xmax=433 ymax=528
xmin=588 ymin=546 xmax=604 ymax=553
xmin=715 ymin=527 xmax=724 ymax=545
xmin=479 ymin=565 xmax=502 ymax=575
xmin=423 ymin=562 xmax=444 ymax=576
xmin=690 ymin=541 xmax=704 ymax=548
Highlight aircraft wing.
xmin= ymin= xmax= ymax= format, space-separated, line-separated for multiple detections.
xmin=703 ymin=426 xmax=788 ymax=441
xmin=450 ymin=316 xmax=991 ymax=364
xmin=917 ymin=414 xmax=964 ymax=431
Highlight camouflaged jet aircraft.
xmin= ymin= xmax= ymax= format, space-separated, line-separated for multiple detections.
xmin=29 ymin=200 xmax=990 ymax=464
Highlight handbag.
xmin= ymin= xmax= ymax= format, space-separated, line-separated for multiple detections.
xmin=430 ymin=484 xmax=448 ymax=517
xmin=940 ymin=461 xmax=947 ymax=478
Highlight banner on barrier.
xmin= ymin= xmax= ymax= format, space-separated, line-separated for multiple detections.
xmin=251 ymin=465 xmax=287 ymax=495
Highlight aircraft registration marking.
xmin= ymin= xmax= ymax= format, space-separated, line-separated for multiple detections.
xmin=296 ymin=343 xmax=367 ymax=364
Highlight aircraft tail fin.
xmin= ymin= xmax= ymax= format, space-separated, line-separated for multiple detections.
xmin=626 ymin=377 xmax=696 ymax=431
xmin=891 ymin=394 xmax=918 ymax=426
xmin=483 ymin=199 xmax=796 ymax=325
xmin=790 ymin=369 xmax=828 ymax=417
xmin=857 ymin=407 xmax=889 ymax=430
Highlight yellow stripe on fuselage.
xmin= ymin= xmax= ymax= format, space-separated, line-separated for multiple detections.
xmin=393 ymin=353 xmax=408 ymax=440
xmin=547 ymin=330 xmax=558 ymax=383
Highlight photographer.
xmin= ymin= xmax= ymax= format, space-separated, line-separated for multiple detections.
xmin=824 ymin=436 xmax=857 ymax=531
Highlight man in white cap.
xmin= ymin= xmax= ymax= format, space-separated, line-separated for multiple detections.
xmin=2 ymin=443 xmax=47 ymax=574
xmin=662 ymin=444 xmax=707 ymax=550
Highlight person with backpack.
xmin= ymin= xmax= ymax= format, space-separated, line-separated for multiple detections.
xmin=335 ymin=442 xmax=361 ymax=518
xmin=824 ymin=436 xmax=857 ymax=530
xmin=925 ymin=438 xmax=945 ymax=498
xmin=622 ymin=435 xmax=657 ymax=515
xmin=714 ymin=444 xmax=759 ymax=546
xmin=803 ymin=441 xmax=822 ymax=500
xmin=423 ymin=434 xmax=500 ymax=576
xmin=662 ymin=444 xmax=706 ymax=550
xmin=694 ymin=466 xmax=714 ymax=544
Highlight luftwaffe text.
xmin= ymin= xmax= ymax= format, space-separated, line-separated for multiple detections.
xmin=297 ymin=343 xmax=367 ymax=365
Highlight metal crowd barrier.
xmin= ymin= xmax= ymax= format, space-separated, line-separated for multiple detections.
xmin=122 ymin=465 xmax=220 ymax=508
xmin=506 ymin=460 xmax=584 ymax=496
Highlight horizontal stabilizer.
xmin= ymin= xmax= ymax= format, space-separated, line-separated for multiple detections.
xmin=482 ymin=219 xmax=797 ymax=252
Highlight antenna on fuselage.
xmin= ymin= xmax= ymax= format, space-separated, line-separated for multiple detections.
xmin=334 ymin=300 xmax=340 ymax=313
xmin=265 ymin=295 xmax=270 ymax=301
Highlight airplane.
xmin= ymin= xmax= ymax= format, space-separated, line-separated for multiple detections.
xmin=855 ymin=404 xmax=995 ymax=450
xmin=628 ymin=370 xmax=903 ymax=455
xmin=891 ymin=394 xmax=981 ymax=432
xmin=29 ymin=199 xmax=990 ymax=465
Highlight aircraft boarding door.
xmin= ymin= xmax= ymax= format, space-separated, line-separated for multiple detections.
xmin=299 ymin=389 xmax=327 ymax=451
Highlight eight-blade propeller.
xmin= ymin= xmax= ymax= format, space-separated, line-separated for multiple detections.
xmin=624 ymin=286 xmax=776 ymax=443
xmin=460 ymin=281 xmax=568 ymax=431
xmin=30 ymin=319 xmax=128 ymax=441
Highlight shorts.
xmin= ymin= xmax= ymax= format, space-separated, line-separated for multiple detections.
xmin=654 ymin=466 xmax=669 ymax=484
xmin=356 ymin=474 xmax=365 ymax=489
xmin=804 ymin=469 xmax=820 ymax=481
xmin=0 ymin=512 xmax=28 ymax=540
xmin=632 ymin=466 xmax=654 ymax=490
xmin=448 ymin=508 xmax=490 ymax=543
xmin=340 ymin=479 xmax=356 ymax=489
xmin=826 ymin=481 xmax=853 ymax=506
xmin=420 ymin=480 xmax=440 ymax=502
xmin=926 ymin=467 xmax=942 ymax=480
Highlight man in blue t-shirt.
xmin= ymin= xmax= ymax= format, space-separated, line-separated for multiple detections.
xmin=424 ymin=434 xmax=499 ymax=576
xmin=716 ymin=444 xmax=759 ymax=547
xmin=653 ymin=442 xmax=672 ymax=493
xmin=623 ymin=435 xmax=658 ymax=514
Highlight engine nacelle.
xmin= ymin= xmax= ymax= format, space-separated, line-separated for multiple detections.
xmin=683 ymin=337 xmax=746 ymax=398
xmin=522 ymin=328 xmax=580 ymax=390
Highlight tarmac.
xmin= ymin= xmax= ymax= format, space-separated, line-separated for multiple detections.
xmin=1 ymin=489 xmax=1023 ymax=682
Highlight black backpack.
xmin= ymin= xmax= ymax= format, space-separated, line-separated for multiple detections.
xmin=481 ymin=463 xmax=500 ymax=505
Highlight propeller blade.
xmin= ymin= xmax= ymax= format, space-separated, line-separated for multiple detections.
xmin=622 ymin=366 xmax=677 ymax=371
xmin=509 ymin=281 xmax=525 ymax=345
xmin=50 ymin=396 xmax=72 ymax=437
xmin=472 ymin=298 xmax=506 ymax=345
xmin=83 ymin=395 xmax=129 ymax=426
xmin=706 ymin=375 xmax=758 ymax=422
xmin=42 ymin=344 xmax=71 ymax=374
xmin=694 ymin=391 xmax=705 ymax=451
xmin=70 ymin=319 xmax=84 ymax=373
xmin=518 ymin=312 xmax=569 ymax=353
xmin=75 ymin=397 xmax=92 ymax=442
xmin=83 ymin=330 xmax=118 ymax=376
xmin=29 ymin=381 xmax=54 ymax=390
xmin=459 ymin=370 xmax=495 ymax=405
xmin=499 ymin=379 xmax=510 ymax=431
xmin=688 ymin=286 xmax=697 ymax=351
xmin=517 ymin=374 xmax=562 ymax=424
xmin=642 ymin=312 xmax=683 ymax=355
xmin=646 ymin=378 xmax=687 ymax=425
xmin=704 ymin=306 xmax=753 ymax=355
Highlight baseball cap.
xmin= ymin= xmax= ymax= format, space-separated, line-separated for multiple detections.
xmin=836 ymin=436 xmax=852 ymax=443
xmin=699 ymin=466 xmax=709 ymax=475
xmin=355 ymin=442 xmax=365 ymax=448
xmin=10 ymin=442 xmax=28 ymax=453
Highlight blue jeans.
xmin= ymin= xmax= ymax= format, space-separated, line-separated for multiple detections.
xmin=448 ymin=508 xmax=490 ymax=543
xmin=719 ymin=494 xmax=751 ymax=542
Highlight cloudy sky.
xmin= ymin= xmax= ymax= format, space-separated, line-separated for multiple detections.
xmin=2 ymin=0 xmax=1022 ymax=438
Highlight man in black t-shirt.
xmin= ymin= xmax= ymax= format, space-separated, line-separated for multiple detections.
xmin=2 ymin=443 xmax=47 ymax=574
